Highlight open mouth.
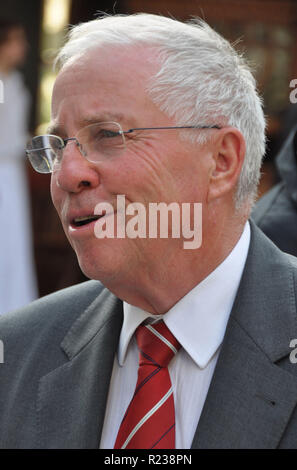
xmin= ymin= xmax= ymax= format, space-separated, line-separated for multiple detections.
xmin=72 ymin=213 xmax=105 ymax=227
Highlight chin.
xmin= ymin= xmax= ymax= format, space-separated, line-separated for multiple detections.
xmin=74 ymin=241 xmax=126 ymax=284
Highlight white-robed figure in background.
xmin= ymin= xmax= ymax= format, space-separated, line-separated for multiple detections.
xmin=0 ymin=20 xmax=37 ymax=314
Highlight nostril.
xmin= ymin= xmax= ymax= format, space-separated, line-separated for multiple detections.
xmin=81 ymin=181 xmax=90 ymax=187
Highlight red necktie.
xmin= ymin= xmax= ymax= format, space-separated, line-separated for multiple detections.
xmin=114 ymin=321 xmax=181 ymax=449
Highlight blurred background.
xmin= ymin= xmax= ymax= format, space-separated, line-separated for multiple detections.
xmin=0 ymin=0 xmax=296 ymax=301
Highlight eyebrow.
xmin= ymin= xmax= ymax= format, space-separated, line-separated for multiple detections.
xmin=46 ymin=122 xmax=61 ymax=135
xmin=81 ymin=112 xmax=127 ymax=127
xmin=47 ymin=112 xmax=131 ymax=136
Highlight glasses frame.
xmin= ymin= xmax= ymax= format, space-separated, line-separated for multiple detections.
xmin=26 ymin=122 xmax=222 ymax=174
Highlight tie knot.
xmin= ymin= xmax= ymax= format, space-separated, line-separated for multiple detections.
xmin=136 ymin=321 xmax=181 ymax=368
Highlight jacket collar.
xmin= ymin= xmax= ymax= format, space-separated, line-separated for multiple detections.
xmin=60 ymin=286 xmax=122 ymax=360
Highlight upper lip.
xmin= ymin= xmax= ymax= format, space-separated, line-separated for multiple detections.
xmin=67 ymin=207 xmax=114 ymax=226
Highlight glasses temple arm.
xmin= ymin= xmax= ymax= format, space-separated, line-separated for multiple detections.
xmin=122 ymin=125 xmax=221 ymax=134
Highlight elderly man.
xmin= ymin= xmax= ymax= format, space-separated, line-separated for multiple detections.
xmin=1 ymin=13 xmax=297 ymax=450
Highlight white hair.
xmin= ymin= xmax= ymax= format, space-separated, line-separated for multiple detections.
xmin=56 ymin=13 xmax=266 ymax=208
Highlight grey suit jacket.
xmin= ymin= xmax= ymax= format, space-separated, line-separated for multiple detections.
xmin=1 ymin=221 xmax=297 ymax=449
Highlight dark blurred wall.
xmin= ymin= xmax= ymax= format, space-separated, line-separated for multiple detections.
xmin=70 ymin=0 xmax=128 ymax=24
xmin=0 ymin=0 xmax=42 ymax=131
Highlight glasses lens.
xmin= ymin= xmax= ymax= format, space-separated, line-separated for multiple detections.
xmin=76 ymin=122 xmax=125 ymax=162
xmin=26 ymin=135 xmax=63 ymax=173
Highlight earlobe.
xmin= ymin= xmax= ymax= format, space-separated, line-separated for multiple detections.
xmin=207 ymin=128 xmax=245 ymax=203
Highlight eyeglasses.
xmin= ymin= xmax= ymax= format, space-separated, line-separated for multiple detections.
xmin=26 ymin=121 xmax=221 ymax=174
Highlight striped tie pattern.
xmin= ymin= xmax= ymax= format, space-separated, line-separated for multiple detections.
xmin=114 ymin=321 xmax=181 ymax=449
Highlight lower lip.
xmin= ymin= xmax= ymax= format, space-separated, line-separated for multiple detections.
xmin=68 ymin=214 xmax=114 ymax=237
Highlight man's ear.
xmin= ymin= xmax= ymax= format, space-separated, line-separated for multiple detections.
xmin=207 ymin=127 xmax=246 ymax=203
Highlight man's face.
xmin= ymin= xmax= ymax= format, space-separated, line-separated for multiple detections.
xmin=50 ymin=46 xmax=212 ymax=286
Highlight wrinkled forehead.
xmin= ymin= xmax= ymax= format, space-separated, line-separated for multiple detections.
xmin=51 ymin=45 xmax=165 ymax=133
xmin=54 ymin=44 xmax=160 ymax=93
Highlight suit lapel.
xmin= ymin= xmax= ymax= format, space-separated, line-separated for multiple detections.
xmin=191 ymin=318 xmax=297 ymax=448
xmin=36 ymin=288 xmax=123 ymax=449
xmin=192 ymin=223 xmax=297 ymax=448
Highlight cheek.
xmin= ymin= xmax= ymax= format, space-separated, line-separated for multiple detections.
xmin=101 ymin=158 xmax=156 ymax=205
xmin=115 ymin=143 xmax=178 ymax=203
xmin=50 ymin=174 xmax=63 ymax=214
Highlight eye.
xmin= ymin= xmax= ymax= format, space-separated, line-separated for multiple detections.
xmin=99 ymin=129 xmax=120 ymax=138
xmin=92 ymin=128 xmax=123 ymax=148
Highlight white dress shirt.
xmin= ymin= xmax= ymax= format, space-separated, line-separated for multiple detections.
xmin=100 ymin=222 xmax=251 ymax=449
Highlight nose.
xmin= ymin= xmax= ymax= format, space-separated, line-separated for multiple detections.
xmin=53 ymin=140 xmax=100 ymax=193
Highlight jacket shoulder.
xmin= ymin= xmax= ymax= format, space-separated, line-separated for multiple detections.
xmin=252 ymin=184 xmax=297 ymax=256
xmin=252 ymin=183 xmax=292 ymax=223
xmin=0 ymin=280 xmax=104 ymax=342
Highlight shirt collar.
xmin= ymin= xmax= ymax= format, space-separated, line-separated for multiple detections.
xmin=119 ymin=221 xmax=251 ymax=368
